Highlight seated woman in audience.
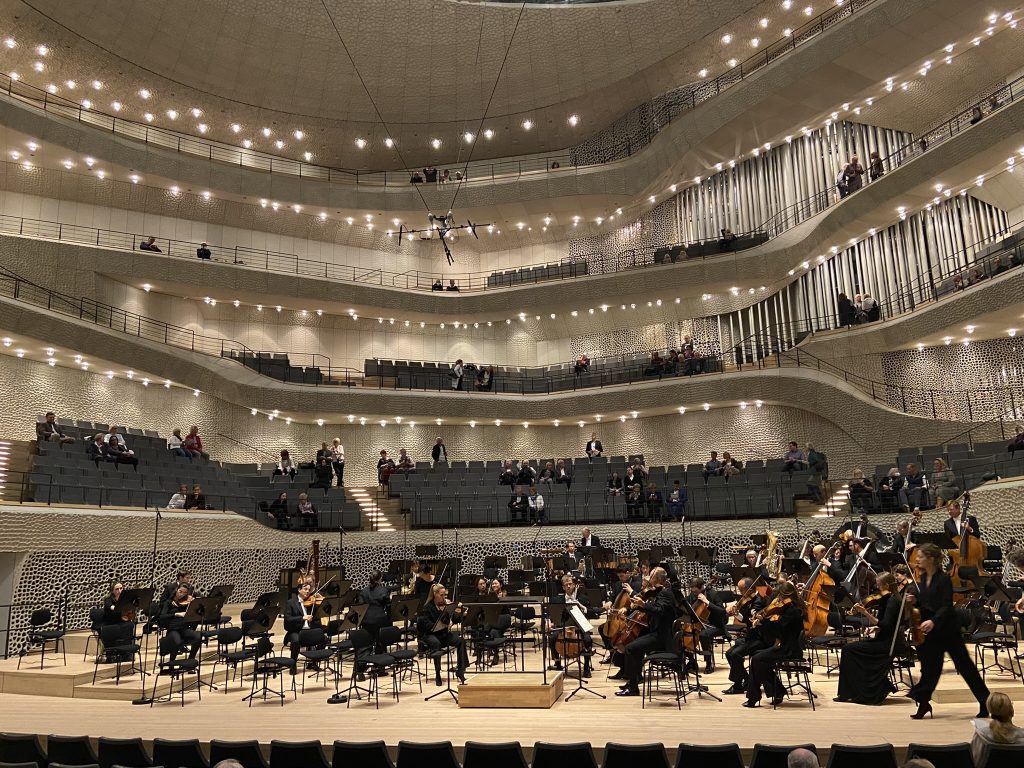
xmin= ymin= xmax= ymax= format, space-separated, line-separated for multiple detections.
xmin=972 ymin=692 xmax=1024 ymax=766
xmin=848 ymin=469 xmax=875 ymax=512
xmin=265 ymin=491 xmax=289 ymax=529
xmin=167 ymin=484 xmax=188 ymax=509
xmin=644 ymin=351 xmax=665 ymax=376
xmin=167 ymin=428 xmax=190 ymax=459
xmin=377 ymin=449 xmax=396 ymax=488
xmin=720 ymin=451 xmax=743 ymax=477
xmin=607 ymin=472 xmax=624 ymax=496
xmin=878 ymin=467 xmax=903 ymax=512
xmin=87 ymin=433 xmax=112 ymax=463
xmin=296 ymin=492 xmax=319 ymax=531
xmin=103 ymin=435 xmax=138 ymax=470
xmin=498 ymin=460 xmax=516 ymax=485
xmin=273 ymin=449 xmax=296 ymax=480
xmin=574 ymin=355 xmax=589 ymax=376
xmin=183 ymin=426 xmax=208 ymax=460
xmin=475 ymin=365 xmax=494 ymax=392
xmin=184 ymin=484 xmax=208 ymax=510
xmin=555 ymin=459 xmax=572 ymax=488
xmin=537 ymin=461 xmax=556 ymax=487
xmin=1008 ymin=426 xmax=1024 ymax=456
xmin=396 ymin=448 xmax=414 ymax=474
xmin=929 ymin=458 xmax=959 ymax=507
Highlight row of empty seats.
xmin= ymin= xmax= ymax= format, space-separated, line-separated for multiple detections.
xmin=1 ymin=733 xmax=1019 ymax=768
xmin=486 ymin=260 xmax=589 ymax=288
xmin=221 ymin=350 xmax=326 ymax=385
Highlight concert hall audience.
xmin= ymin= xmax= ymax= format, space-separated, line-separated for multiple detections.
xmin=625 ymin=484 xmax=644 ymax=518
xmin=183 ymin=425 xmax=208 ymax=460
xmin=848 ymin=469 xmax=875 ymax=512
xmin=331 ymin=438 xmax=345 ymax=486
xmin=787 ymin=749 xmax=820 ymax=768
xmin=555 ymin=458 xmax=572 ymax=488
xmin=265 ymin=491 xmax=289 ymax=528
xmin=703 ymin=451 xmax=722 ymax=480
xmin=528 ymin=486 xmax=545 ymax=524
xmin=666 ymin=480 xmax=687 ymax=519
xmin=139 ymin=235 xmax=162 ymax=252
xmin=37 ymin=412 xmax=74 ymax=444
xmin=184 ymin=483 xmax=209 ymax=510
xmin=900 ymin=463 xmax=927 ymax=510
xmin=432 ymin=437 xmax=449 ymax=465
xmin=971 ymin=692 xmax=1024 ymax=765
xmin=783 ymin=441 xmax=806 ymax=473
xmin=168 ymin=428 xmax=190 ymax=458
xmin=498 ymin=460 xmax=516 ymax=485
xmin=396 ymin=448 xmax=414 ymax=474
xmin=311 ymin=457 xmax=334 ymax=490
xmin=273 ymin=449 xmax=297 ymax=479
xmin=167 ymin=483 xmax=188 ymax=509
xmin=101 ymin=427 xmax=138 ymax=469
xmin=607 ymin=472 xmax=623 ymax=496
xmin=720 ymin=451 xmax=742 ymax=477
xmin=297 ymin=492 xmax=319 ymax=530
xmin=929 ymin=458 xmax=959 ymax=507
xmin=196 ymin=242 xmax=212 ymax=260
xmin=645 ymin=482 xmax=663 ymax=518
xmin=516 ymin=458 xmax=537 ymax=486
xmin=377 ymin=450 xmax=396 ymax=487
xmin=537 ymin=461 xmax=556 ymax=487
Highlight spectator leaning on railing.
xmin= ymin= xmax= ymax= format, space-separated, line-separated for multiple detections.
xmin=139 ymin=235 xmax=161 ymax=252
xmin=196 ymin=242 xmax=211 ymax=260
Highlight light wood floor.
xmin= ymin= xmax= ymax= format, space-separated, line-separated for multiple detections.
xmin=0 ymin=639 xmax=1006 ymax=762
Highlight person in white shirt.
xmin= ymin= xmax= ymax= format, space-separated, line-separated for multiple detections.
xmin=166 ymin=484 xmax=188 ymax=509
xmin=528 ymin=486 xmax=545 ymax=525
xmin=167 ymin=429 xmax=190 ymax=459
xmin=104 ymin=425 xmax=131 ymax=452
xmin=450 ymin=359 xmax=465 ymax=391
xmin=585 ymin=432 xmax=603 ymax=459
xmin=331 ymin=438 xmax=345 ymax=486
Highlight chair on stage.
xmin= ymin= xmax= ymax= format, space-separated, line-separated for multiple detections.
xmin=269 ymin=740 xmax=330 ymax=768
xmin=331 ymin=741 xmax=394 ymax=768
xmin=750 ymin=744 xmax=817 ymax=768
xmin=46 ymin=735 xmax=98 ymax=767
xmin=244 ymin=636 xmax=296 ymax=707
xmin=602 ymin=742 xmax=670 ymax=768
xmin=97 ymin=735 xmax=153 ymax=767
xmin=209 ymin=739 xmax=269 ymax=768
xmin=378 ymin=626 xmax=421 ymax=692
xmin=481 ymin=614 xmax=515 ymax=670
xmin=972 ymin=630 xmax=1022 ymax=681
xmin=0 ymin=761 xmax=42 ymax=768
xmin=905 ymin=743 xmax=973 ymax=768
xmin=346 ymin=628 xmax=398 ymax=709
xmin=462 ymin=741 xmax=528 ymax=768
xmin=531 ymin=742 xmax=598 ymax=768
xmin=770 ymin=635 xmax=816 ymax=710
xmin=152 ymin=738 xmax=209 ymax=768
xmin=825 ymin=744 xmax=897 ymax=768
xmin=641 ymin=632 xmax=687 ymax=710
xmin=294 ymin=628 xmax=335 ymax=693
xmin=92 ymin=623 xmax=143 ymax=686
xmin=210 ymin=625 xmax=257 ymax=693
xmin=83 ymin=606 xmax=106 ymax=661
xmin=395 ymin=741 xmax=460 ymax=768
xmin=0 ymin=733 xmax=47 ymax=768
xmin=150 ymin=635 xmax=202 ymax=706
xmin=674 ymin=743 xmax=744 ymax=768
xmin=17 ymin=608 xmax=66 ymax=670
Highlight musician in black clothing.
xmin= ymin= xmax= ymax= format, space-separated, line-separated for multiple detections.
xmin=284 ymin=582 xmax=325 ymax=665
xmin=358 ymin=571 xmax=391 ymax=652
xmin=891 ymin=520 xmax=915 ymax=557
xmin=580 ymin=527 xmax=600 ymax=553
xmin=743 ymin=581 xmax=805 ymax=707
xmin=943 ymin=500 xmax=981 ymax=540
xmin=159 ymin=571 xmax=194 ymax=603
xmin=564 ymin=542 xmax=581 ymax=571
xmin=101 ymin=581 xmax=133 ymax=626
xmin=412 ymin=565 xmax=435 ymax=596
xmin=834 ymin=571 xmax=906 ymax=705
xmin=905 ymin=543 xmax=990 ymax=719
xmin=417 ymin=584 xmax=468 ymax=685
xmin=687 ymin=577 xmax=727 ymax=674
xmin=614 ymin=567 xmax=676 ymax=697
xmin=723 ymin=577 xmax=767 ymax=694
xmin=548 ymin=575 xmax=593 ymax=676
xmin=158 ymin=585 xmax=201 ymax=661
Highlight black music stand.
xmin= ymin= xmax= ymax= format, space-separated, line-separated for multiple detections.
xmin=116 ymin=587 xmax=155 ymax=678
xmin=181 ymin=597 xmax=222 ymax=691
xmin=390 ymin=596 xmax=423 ymax=649
xmin=548 ymin=603 xmax=603 ymax=701
xmin=679 ymin=545 xmax=715 ymax=581
xmin=425 ymin=604 xmax=462 ymax=702
xmin=415 ymin=545 xmax=439 ymax=557
xmin=676 ymin=598 xmax=722 ymax=701
xmin=914 ymin=532 xmax=957 ymax=549
xmin=782 ymin=558 xmax=811 ymax=582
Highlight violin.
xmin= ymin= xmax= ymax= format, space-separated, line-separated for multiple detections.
xmin=752 ymin=594 xmax=793 ymax=625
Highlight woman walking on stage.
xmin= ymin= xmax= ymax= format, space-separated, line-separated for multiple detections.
xmin=905 ymin=543 xmax=990 ymax=719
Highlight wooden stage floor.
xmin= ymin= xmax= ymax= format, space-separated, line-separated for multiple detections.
xmin=0 ymin=632 xmax=1009 ymax=762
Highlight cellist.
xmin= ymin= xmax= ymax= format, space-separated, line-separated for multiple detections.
xmin=612 ymin=567 xmax=676 ymax=697
xmin=599 ymin=565 xmax=642 ymax=662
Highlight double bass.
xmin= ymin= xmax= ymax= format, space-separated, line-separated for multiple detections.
xmin=801 ymin=541 xmax=842 ymax=638
xmin=947 ymin=493 xmax=987 ymax=597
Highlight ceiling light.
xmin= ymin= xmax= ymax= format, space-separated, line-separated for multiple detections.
xmin=262 ymin=127 xmax=272 ymax=137
xmin=727 ymin=58 xmax=737 ymax=67
xmin=750 ymin=37 xmax=760 ymax=47
xmin=293 ymin=130 xmax=304 ymax=140
xmin=46 ymin=83 xmax=56 ymax=93
xmin=355 ymin=138 xmax=367 ymax=148
xmin=463 ymin=131 xmax=475 ymax=143
xmin=142 ymin=283 xmax=151 ymax=292
xmin=139 ymin=88 xmax=152 ymax=99
xmin=384 ymin=137 xmax=394 ymax=147
xmin=242 ymin=139 xmax=252 ymax=148
xmin=274 ymin=140 xmax=284 ymax=149
xmin=1009 ymin=329 xmax=1018 ymax=338
xmin=166 ymin=109 xmax=177 ymax=120
xmin=804 ymin=5 xmax=813 ymax=14
xmin=698 ymin=68 xmax=708 ymax=77
xmin=522 ymin=119 xmax=533 ymax=130
xmin=567 ymin=114 xmax=579 ymax=127
xmin=722 ymin=33 xmax=732 ymax=43
xmin=304 ymin=152 xmax=312 ymax=161
xmin=197 ymin=123 xmax=208 ymax=133
xmin=678 ymin=407 xmax=686 ymax=414
xmin=8 ymin=71 xmax=17 ymax=81
xmin=3 ymin=38 xmax=14 ymax=49
xmin=81 ymin=99 xmax=91 ymax=109
xmin=230 ymin=123 xmax=241 ymax=133
xmin=33 ymin=61 xmax=43 ymax=72
xmin=755 ymin=400 xmax=763 ymax=408
xmin=65 ymin=80 xmax=76 ymax=89
xmin=431 ymin=138 xmax=441 ymax=149
xmin=703 ymin=403 xmax=711 ymax=411
xmin=144 ymin=112 xmax=154 ymax=122
xmin=483 ymin=129 xmax=494 ymax=139
xmin=782 ymin=0 xmax=793 ymax=8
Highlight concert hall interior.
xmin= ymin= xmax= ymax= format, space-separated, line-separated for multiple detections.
xmin=4 ymin=0 xmax=1024 ymax=766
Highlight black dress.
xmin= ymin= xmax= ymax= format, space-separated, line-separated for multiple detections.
xmin=836 ymin=594 xmax=902 ymax=704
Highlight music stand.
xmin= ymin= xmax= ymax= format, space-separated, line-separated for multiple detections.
xmin=416 ymin=545 xmax=439 ymax=557
xmin=973 ymin=575 xmax=1015 ymax=603
xmin=676 ymin=598 xmax=721 ymax=701
xmin=914 ymin=532 xmax=957 ymax=549
xmin=879 ymin=552 xmax=906 ymax=572
xmin=782 ymin=559 xmax=811 ymax=582
xmin=207 ymin=584 xmax=234 ymax=602
xmin=425 ymin=604 xmax=462 ymax=702
xmin=552 ymin=603 xmax=603 ymax=701
xmin=182 ymin=597 xmax=221 ymax=691
xmin=116 ymin=587 xmax=155 ymax=678
xmin=484 ymin=555 xmax=509 ymax=569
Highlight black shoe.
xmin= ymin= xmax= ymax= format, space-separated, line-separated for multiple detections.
xmin=722 ymin=684 xmax=746 ymax=695
xmin=600 ymin=657 xmax=614 ymax=665
xmin=742 ymin=699 xmax=760 ymax=708
xmin=771 ymin=694 xmax=785 ymax=706
xmin=356 ymin=672 xmax=366 ymax=682
xmin=910 ymin=701 xmax=933 ymax=719
xmin=833 ymin=696 xmax=851 ymax=703
xmin=456 ymin=671 xmax=467 ymax=684
xmin=608 ymin=671 xmax=627 ymax=681
xmin=615 ymin=687 xmax=640 ymax=697
xmin=704 ymin=660 xmax=715 ymax=674
xmin=435 ymin=675 xmax=443 ymax=686
xmin=582 ymin=666 xmax=592 ymax=678
xmin=548 ymin=662 xmax=563 ymax=671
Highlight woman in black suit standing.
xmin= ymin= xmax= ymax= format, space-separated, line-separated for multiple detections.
xmin=358 ymin=570 xmax=391 ymax=653
xmin=906 ymin=543 xmax=989 ymax=719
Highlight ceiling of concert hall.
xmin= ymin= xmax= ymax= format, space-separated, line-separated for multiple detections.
xmin=1 ymin=0 xmax=832 ymax=169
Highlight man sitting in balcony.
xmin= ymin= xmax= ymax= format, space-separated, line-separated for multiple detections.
xmin=311 ymin=457 xmax=334 ymax=490
xmin=508 ymin=487 xmax=530 ymax=525
xmin=899 ymin=463 xmax=928 ymax=511
xmin=37 ymin=412 xmax=74 ymax=445
xmin=719 ymin=228 xmax=739 ymax=252
xmin=666 ymin=481 xmax=687 ymax=520
xmin=445 ymin=279 xmax=460 ymax=292
xmin=516 ymin=458 xmax=537 ymax=486
xmin=528 ymin=486 xmax=545 ymax=525
xmin=783 ymin=441 xmax=806 ymax=474
xmin=196 ymin=242 xmax=211 ymax=260
xmin=623 ymin=464 xmax=642 ymax=490
xmin=625 ymin=484 xmax=645 ymax=519
xmin=703 ymin=451 xmax=723 ymax=481
xmin=644 ymin=351 xmax=665 ymax=377
xmin=86 ymin=433 xmax=113 ymax=464
xmin=645 ymin=483 xmax=664 ymax=519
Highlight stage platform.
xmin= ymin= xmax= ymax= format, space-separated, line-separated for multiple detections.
xmin=0 ymin=618 xmax=1014 ymax=763
xmin=459 ymin=671 xmax=564 ymax=708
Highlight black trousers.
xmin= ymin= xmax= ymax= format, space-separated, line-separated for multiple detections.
xmin=623 ymin=633 xmax=663 ymax=688
xmin=167 ymin=628 xmax=201 ymax=660
xmin=333 ymin=461 xmax=345 ymax=484
xmin=423 ymin=631 xmax=468 ymax=673
xmin=727 ymin=636 xmax=768 ymax=684
xmin=699 ymin=625 xmax=725 ymax=661
xmin=746 ymin=646 xmax=791 ymax=701
xmin=909 ymin=629 xmax=989 ymax=707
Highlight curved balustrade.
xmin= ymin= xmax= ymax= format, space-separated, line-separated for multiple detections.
xmin=0 ymin=0 xmax=875 ymax=186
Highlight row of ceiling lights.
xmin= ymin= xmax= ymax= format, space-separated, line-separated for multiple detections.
xmin=914 ymin=325 xmax=1020 ymax=350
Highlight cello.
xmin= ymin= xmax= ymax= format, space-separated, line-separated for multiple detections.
xmin=801 ymin=541 xmax=842 ymax=638
xmin=610 ymin=582 xmax=661 ymax=652
xmin=947 ymin=493 xmax=987 ymax=597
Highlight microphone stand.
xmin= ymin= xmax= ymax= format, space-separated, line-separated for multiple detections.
xmin=133 ymin=506 xmax=162 ymax=705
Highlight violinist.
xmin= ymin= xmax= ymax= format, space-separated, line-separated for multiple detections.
xmin=284 ymin=582 xmax=325 ymax=666
xmin=905 ymin=542 xmax=990 ymax=719
xmin=687 ymin=577 xmax=727 ymax=674
xmin=158 ymin=584 xmax=201 ymax=661
xmin=722 ymin=577 xmax=767 ymax=695
xmin=159 ymin=570 xmax=194 ymax=603
xmin=548 ymin=574 xmax=593 ymax=677
xmin=834 ymin=572 xmax=904 ymax=705
xmin=102 ymin=581 xmax=132 ymax=625
xmin=613 ymin=566 xmax=676 ymax=697
xmin=743 ymin=581 xmax=805 ymax=708
xmin=413 ymin=564 xmax=436 ymax=596
xmin=417 ymin=584 xmax=468 ymax=685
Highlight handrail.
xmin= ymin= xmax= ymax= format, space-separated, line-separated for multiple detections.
xmin=215 ymin=432 xmax=280 ymax=465
xmin=0 ymin=0 xmax=874 ymax=186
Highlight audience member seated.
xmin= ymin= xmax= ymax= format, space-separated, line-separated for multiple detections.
xmin=37 ymin=411 xmax=75 ymax=444
xmin=625 ymin=484 xmax=644 ymax=519
xmin=664 ymin=349 xmax=680 ymax=374
xmin=167 ymin=484 xmax=188 ymax=509
xmin=719 ymin=227 xmax=739 ymax=251
xmin=377 ymin=450 xmax=396 ymax=488
xmin=783 ymin=441 xmax=806 ymax=473
xmin=607 ymin=472 xmax=623 ymax=496
xmin=184 ymin=484 xmax=209 ymax=510
xmin=555 ymin=458 xmax=572 ymax=488
xmin=971 ymin=692 xmax=1024 ymax=766
xmin=274 ymin=449 xmax=297 ymax=479
xmin=848 ymin=469 xmax=875 ymax=512
xmin=666 ymin=480 xmax=687 ymax=519
xmin=528 ymin=486 xmax=545 ymax=525
xmin=516 ymin=458 xmax=537 ymax=486
xmin=992 ymin=255 xmax=1010 ymax=276
xmin=315 ymin=441 xmax=332 ymax=464
xmin=264 ymin=491 xmax=289 ymax=529
xmin=498 ymin=460 xmax=516 ymax=485
xmin=431 ymin=437 xmax=448 ymax=465
xmin=431 ymin=278 xmax=442 ymax=290
xmin=585 ymin=432 xmax=603 ymax=458
xmin=183 ymin=425 xmax=208 ymax=460
xmin=644 ymin=351 xmax=665 ymax=376
xmin=311 ymin=457 xmax=333 ymax=489
xmin=168 ymin=428 xmax=190 ymax=458
xmin=196 ymin=242 xmax=212 ymax=260
xmin=411 ymin=171 xmax=424 ymax=184
xmin=703 ymin=451 xmax=722 ymax=480
xmin=859 ymin=292 xmax=880 ymax=322
xmin=900 ymin=463 xmax=927 ymax=510
xmin=538 ymin=461 xmax=556 ymax=487
xmin=424 ymin=166 xmax=438 ymax=183
xmin=929 ymin=458 xmax=959 ymax=507
xmin=645 ymin=483 xmax=663 ymax=519
xmin=396 ymin=448 xmax=414 ymax=474
xmin=475 ymin=365 xmax=494 ymax=391
xmin=574 ymin=355 xmax=590 ymax=376
xmin=445 ymin=279 xmax=460 ymax=292
xmin=297 ymin=492 xmax=319 ymax=531
xmin=1008 ymin=426 xmax=1024 ymax=456
xmin=623 ymin=465 xmax=641 ymax=489
xmin=139 ymin=235 xmax=162 ymax=252
xmin=720 ymin=451 xmax=742 ymax=477
xmin=103 ymin=426 xmax=138 ymax=469
xmin=86 ymin=433 xmax=112 ymax=463
xmin=508 ymin=487 xmax=529 ymax=524
xmin=878 ymin=467 xmax=903 ymax=512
